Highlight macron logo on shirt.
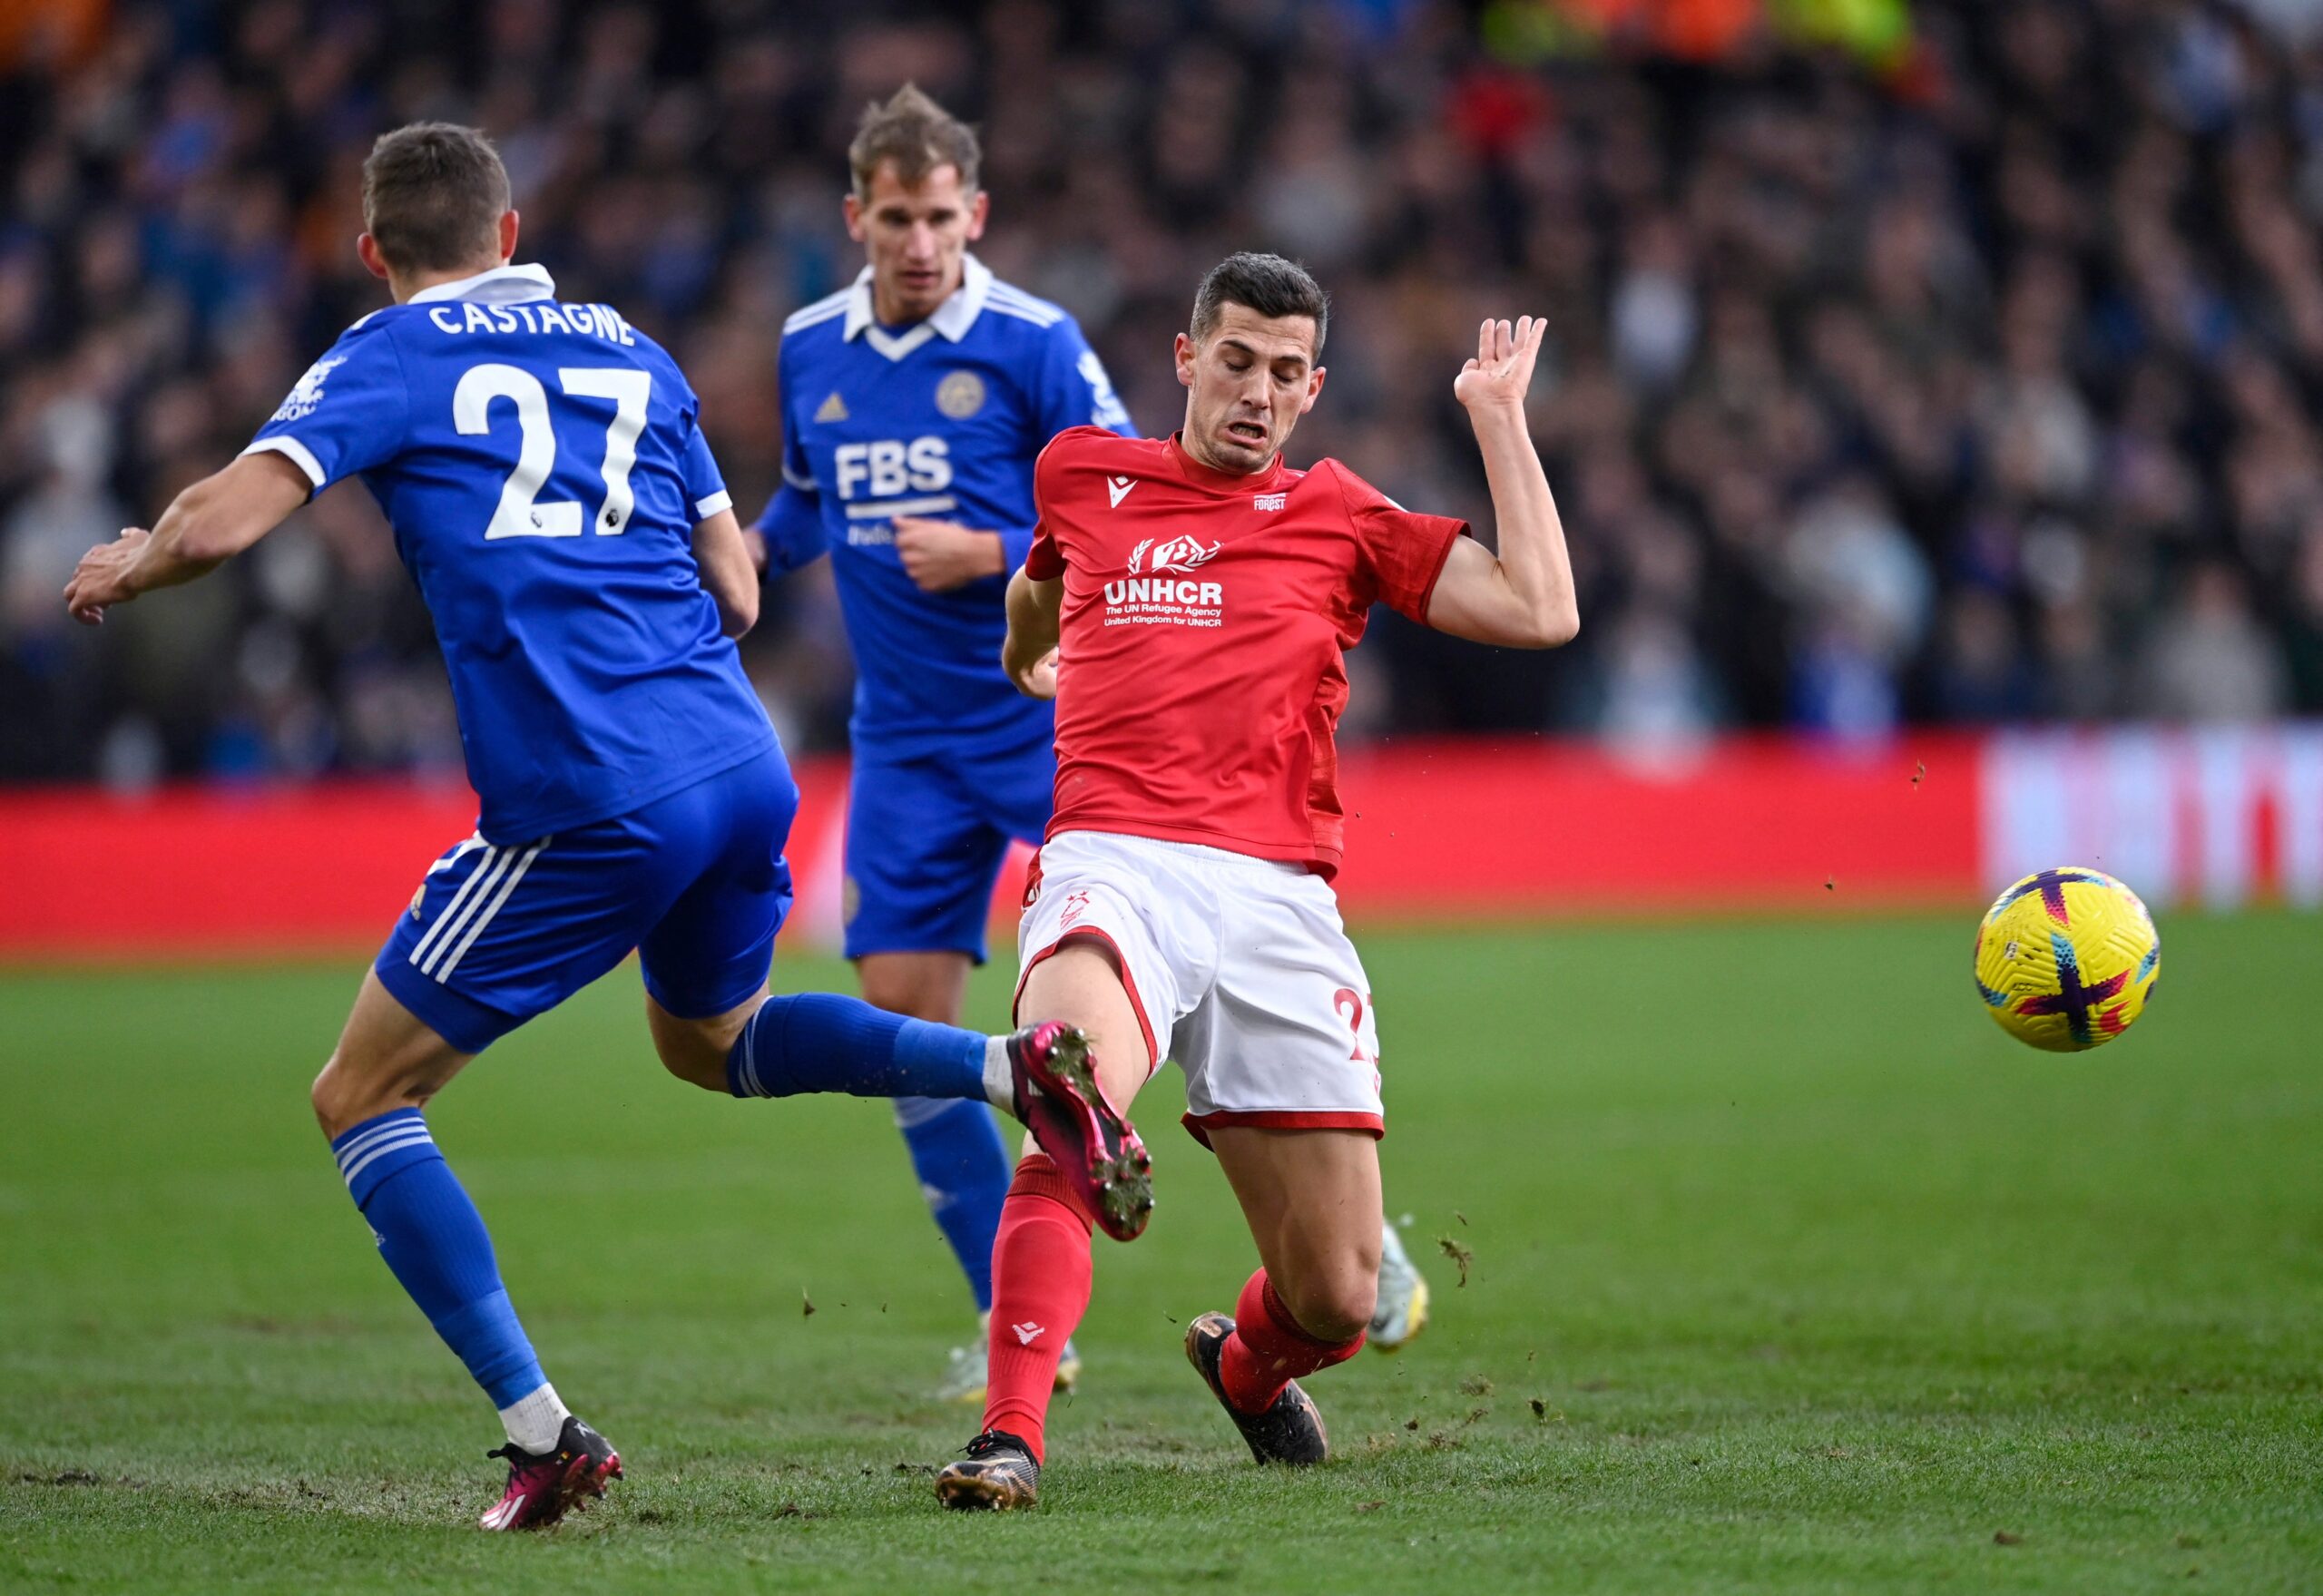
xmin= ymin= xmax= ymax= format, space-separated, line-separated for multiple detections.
xmin=1107 ymin=475 xmax=1136 ymax=508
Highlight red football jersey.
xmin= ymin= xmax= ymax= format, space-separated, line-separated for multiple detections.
xmin=1025 ymin=428 xmax=1465 ymax=876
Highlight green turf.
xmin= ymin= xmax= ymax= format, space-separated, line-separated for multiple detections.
xmin=2 ymin=915 xmax=2319 ymax=1593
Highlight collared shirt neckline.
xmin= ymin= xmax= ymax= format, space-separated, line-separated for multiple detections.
xmin=408 ymin=262 xmax=559 ymax=306
xmin=843 ymin=255 xmax=992 ymax=358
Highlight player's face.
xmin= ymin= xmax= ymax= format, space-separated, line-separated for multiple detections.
xmin=1174 ymin=306 xmax=1326 ymax=475
xmin=844 ymin=162 xmax=989 ymax=325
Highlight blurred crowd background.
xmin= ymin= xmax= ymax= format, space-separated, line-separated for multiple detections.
xmin=7 ymin=0 xmax=2323 ymax=788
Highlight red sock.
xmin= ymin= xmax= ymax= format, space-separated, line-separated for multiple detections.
xmin=979 ymin=1153 xmax=1094 ymax=1463
xmin=1217 ymin=1268 xmax=1365 ymax=1415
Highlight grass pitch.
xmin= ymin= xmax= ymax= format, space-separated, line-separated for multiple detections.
xmin=2 ymin=915 xmax=2318 ymax=1593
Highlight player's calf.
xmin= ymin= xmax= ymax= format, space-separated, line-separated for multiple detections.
xmin=312 ymin=974 xmax=583 ymax=1517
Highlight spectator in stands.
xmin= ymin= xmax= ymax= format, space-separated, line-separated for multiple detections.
xmin=5 ymin=0 xmax=2323 ymax=788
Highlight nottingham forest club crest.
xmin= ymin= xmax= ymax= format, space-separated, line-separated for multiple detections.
xmin=936 ymin=370 xmax=985 ymax=419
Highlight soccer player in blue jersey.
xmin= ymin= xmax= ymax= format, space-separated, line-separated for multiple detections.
xmin=756 ymin=88 xmax=1429 ymax=1400
xmin=755 ymin=87 xmax=1129 ymax=1399
xmin=62 ymin=122 xmax=1150 ymax=1532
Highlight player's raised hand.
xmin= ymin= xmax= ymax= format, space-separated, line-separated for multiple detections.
xmin=63 ymin=526 xmax=152 ymax=625
xmin=1452 ymin=316 xmax=1545 ymax=415
xmin=893 ymin=515 xmax=1005 ymax=593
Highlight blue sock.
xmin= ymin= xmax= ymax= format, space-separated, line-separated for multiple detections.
xmin=725 ymin=993 xmax=988 ymax=1102
xmin=331 ymin=1110 xmax=547 ymax=1412
xmin=894 ymin=1097 xmax=1013 ymax=1311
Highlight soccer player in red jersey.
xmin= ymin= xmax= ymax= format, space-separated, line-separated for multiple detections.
xmin=934 ymin=254 xmax=1578 ymax=1509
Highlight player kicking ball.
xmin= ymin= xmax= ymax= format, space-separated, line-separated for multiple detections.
xmin=60 ymin=122 xmax=1148 ymax=1532
xmin=755 ymin=86 xmax=1430 ymax=1400
xmin=934 ymin=256 xmax=1576 ymax=1510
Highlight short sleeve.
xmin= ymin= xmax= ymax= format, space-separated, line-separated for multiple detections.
xmin=1329 ymin=461 xmax=1467 ymax=623
xmin=681 ymin=419 xmax=731 ymax=520
xmin=1024 ymin=522 xmax=1063 ymax=581
xmin=241 ymin=319 xmax=410 ymax=494
xmin=1024 ymin=428 xmax=1086 ymax=582
xmin=1036 ymin=319 xmax=1135 ymax=441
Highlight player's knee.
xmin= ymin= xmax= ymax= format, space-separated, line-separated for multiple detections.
xmin=645 ymin=998 xmax=743 ymax=1092
xmin=309 ymin=1052 xmax=419 ymax=1139
xmin=653 ymin=1033 xmax=727 ymax=1092
xmin=1280 ymin=1264 xmax=1377 ymax=1346
xmin=309 ymin=1060 xmax=343 ymax=1136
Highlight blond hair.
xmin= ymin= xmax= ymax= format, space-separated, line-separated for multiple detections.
xmin=848 ymin=83 xmax=981 ymax=200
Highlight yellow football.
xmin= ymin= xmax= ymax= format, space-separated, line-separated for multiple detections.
xmin=1975 ymin=867 xmax=2160 ymax=1052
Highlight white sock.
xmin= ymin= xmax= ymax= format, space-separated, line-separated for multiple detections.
xmin=983 ymin=1034 xmax=1015 ymax=1114
xmin=498 ymin=1382 xmax=571 ymax=1454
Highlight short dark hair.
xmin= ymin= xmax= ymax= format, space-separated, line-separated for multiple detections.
xmin=849 ymin=83 xmax=981 ymax=200
xmin=1190 ymin=253 xmax=1330 ymax=357
xmin=362 ymin=122 xmax=511 ymax=275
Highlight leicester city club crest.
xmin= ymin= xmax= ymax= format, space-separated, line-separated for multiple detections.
xmin=936 ymin=370 xmax=985 ymax=419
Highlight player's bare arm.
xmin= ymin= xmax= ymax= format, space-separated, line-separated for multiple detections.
xmin=892 ymin=514 xmax=1005 ymax=592
xmin=1423 ymin=316 xmax=1580 ymax=650
xmin=64 ymin=450 xmax=312 ymax=625
xmin=1001 ymin=565 xmax=1062 ymax=699
xmin=691 ymin=507 xmax=761 ymax=638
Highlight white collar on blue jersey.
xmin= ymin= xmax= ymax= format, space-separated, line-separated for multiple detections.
xmin=842 ymin=254 xmax=992 ymax=361
xmin=407 ymin=262 xmax=558 ymax=306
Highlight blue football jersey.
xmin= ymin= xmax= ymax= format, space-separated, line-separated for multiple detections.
xmin=245 ymin=264 xmax=773 ymax=842
xmin=755 ymin=255 xmax=1134 ymax=759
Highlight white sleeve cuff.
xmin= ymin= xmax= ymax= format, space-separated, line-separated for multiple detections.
xmin=240 ymin=436 xmax=326 ymax=490
xmin=694 ymin=490 xmax=733 ymax=519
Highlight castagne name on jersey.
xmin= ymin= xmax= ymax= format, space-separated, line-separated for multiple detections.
xmin=420 ymin=300 xmax=639 ymax=345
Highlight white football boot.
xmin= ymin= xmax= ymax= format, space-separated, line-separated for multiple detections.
xmin=936 ymin=1314 xmax=1082 ymax=1402
xmin=1369 ymin=1216 xmax=1431 ymax=1351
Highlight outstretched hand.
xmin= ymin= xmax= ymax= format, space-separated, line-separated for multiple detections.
xmin=1452 ymin=316 xmax=1545 ymax=415
xmin=63 ymin=526 xmax=152 ymax=625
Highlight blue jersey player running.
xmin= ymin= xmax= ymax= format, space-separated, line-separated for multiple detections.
xmin=62 ymin=122 xmax=1150 ymax=1532
xmin=755 ymin=90 xmax=1428 ymax=1399
xmin=756 ymin=89 xmax=1131 ymax=1399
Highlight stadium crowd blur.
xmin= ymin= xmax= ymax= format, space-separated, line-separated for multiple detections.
xmin=7 ymin=0 xmax=2323 ymax=788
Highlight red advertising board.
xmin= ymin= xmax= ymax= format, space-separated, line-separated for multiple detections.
xmin=2 ymin=727 xmax=2314 ymax=962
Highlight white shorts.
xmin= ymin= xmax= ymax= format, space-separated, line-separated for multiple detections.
xmin=1014 ymin=829 xmax=1384 ymax=1147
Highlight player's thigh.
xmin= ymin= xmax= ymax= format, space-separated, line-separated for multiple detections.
xmin=637 ymin=749 xmax=801 ymax=1082
xmin=858 ymin=949 xmax=974 ymax=1024
xmin=311 ymin=969 xmax=475 ymax=1138
xmin=1016 ymin=940 xmax=1156 ymax=1112
xmin=1207 ymin=1125 xmax=1385 ymax=1343
xmin=841 ymin=751 xmax=1008 ymax=965
xmin=1012 ymin=833 xmax=1214 ymax=1114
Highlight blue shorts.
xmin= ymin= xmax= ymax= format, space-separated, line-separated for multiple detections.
xmin=376 ymin=746 xmax=798 ymax=1054
xmin=843 ymin=737 xmax=1054 ymax=964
